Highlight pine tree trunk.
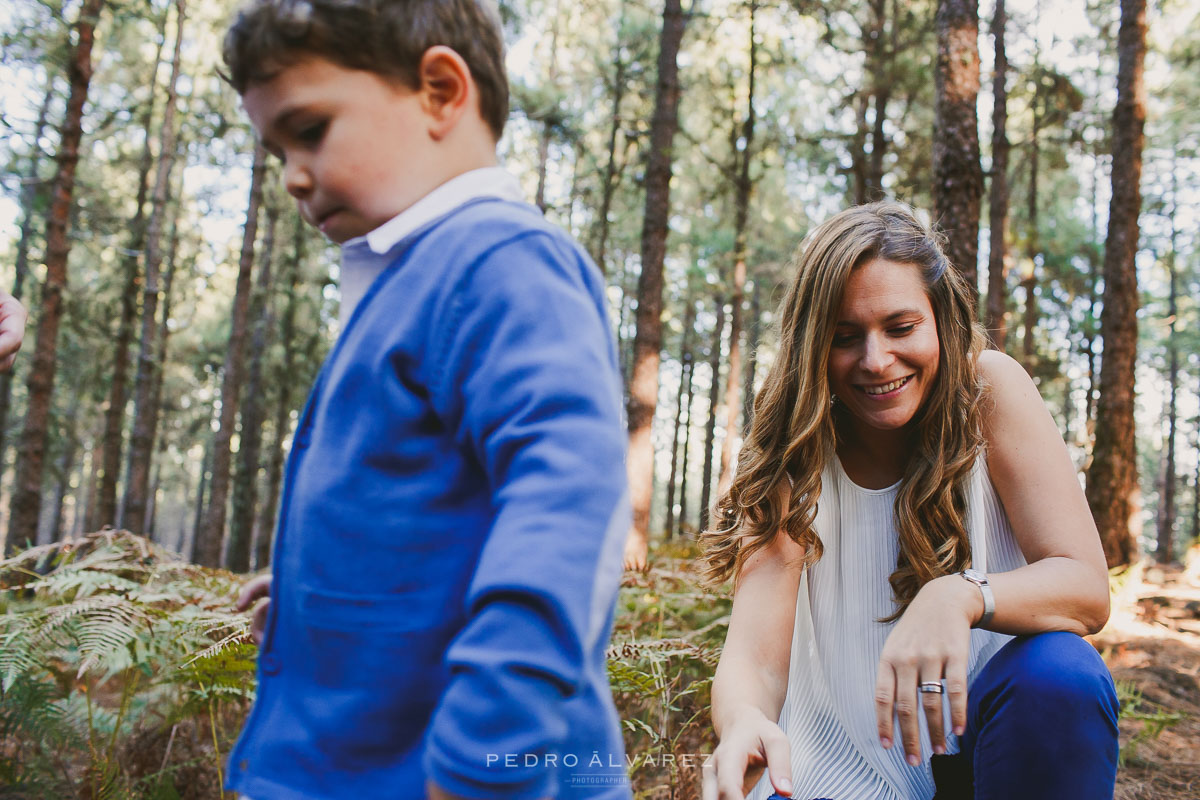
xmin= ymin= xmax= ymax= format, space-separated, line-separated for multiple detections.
xmin=1022 ymin=87 xmax=1040 ymax=368
xmin=664 ymin=299 xmax=695 ymax=538
xmin=742 ymin=281 xmax=761 ymax=429
xmin=43 ymin=386 xmax=83 ymax=545
xmin=676 ymin=355 xmax=695 ymax=537
xmin=625 ymin=0 xmax=688 ymax=565
xmin=865 ymin=0 xmax=892 ymax=198
xmin=121 ymin=0 xmax=186 ymax=535
xmin=145 ymin=218 xmax=181 ymax=544
xmin=932 ymin=0 xmax=983 ymax=295
xmin=591 ymin=0 xmax=628 ymax=276
xmin=81 ymin=428 xmax=101 ymax=533
xmin=533 ymin=0 xmax=560 ymax=213
xmin=985 ymin=0 xmax=1009 ymax=348
xmin=699 ymin=297 xmax=724 ymax=533
xmin=196 ymin=143 xmax=266 ymax=568
xmin=255 ymin=220 xmax=305 ymax=571
xmin=851 ymin=89 xmax=870 ymax=206
xmin=717 ymin=1 xmax=757 ymax=497
xmin=6 ymin=0 xmax=105 ymax=556
xmin=0 ymin=80 xmax=54 ymax=478
xmin=187 ymin=433 xmax=211 ymax=563
xmin=94 ymin=8 xmax=168 ymax=531
xmin=228 ymin=205 xmax=278 ymax=573
xmin=1191 ymin=408 xmax=1199 ymax=545
xmin=1086 ymin=0 xmax=1146 ymax=570
xmin=1155 ymin=185 xmax=1178 ymax=564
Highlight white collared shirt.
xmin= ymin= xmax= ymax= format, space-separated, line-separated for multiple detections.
xmin=337 ymin=166 xmax=526 ymax=328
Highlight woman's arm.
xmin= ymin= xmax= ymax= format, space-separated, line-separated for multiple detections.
xmin=968 ymin=349 xmax=1111 ymax=635
xmin=706 ymin=487 xmax=804 ymax=800
xmin=873 ymin=350 xmax=1111 ymax=766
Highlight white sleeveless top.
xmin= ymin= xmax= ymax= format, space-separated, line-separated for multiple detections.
xmin=749 ymin=455 xmax=1027 ymax=800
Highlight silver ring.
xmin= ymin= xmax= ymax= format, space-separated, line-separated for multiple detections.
xmin=918 ymin=681 xmax=944 ymax=694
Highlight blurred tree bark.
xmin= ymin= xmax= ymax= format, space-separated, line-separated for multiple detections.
xmin=1155 ymin=174 xmax=1179 ymax=564
xmin=7 ymin=0 xmax=105 ymax=555
xmin=94 ymin=8 xmax=168 ymax=531
xmin=665 ymin=298 xmax=695 ymax=539
xmin=932 ymin=0 xmax=983 ymax=295
xmin=718 ymin=0 xmax=757 ymax=496
xmin=699 ymin=297 xmax=724 ymax=533
xmin=122 ymin=0 xmax=186 ymax=535
xmin=1086 ymin=0 xmax=1146 ymax=570
xmin=228 ymin=205 xmax=279 ymax=573
xmin=196 ymin=143 xmax=265 ymax=568
xmin=985 ymin=0 xmax=1009 ymax=348
xmin=625 ymin=0 xmax=688 ymax=568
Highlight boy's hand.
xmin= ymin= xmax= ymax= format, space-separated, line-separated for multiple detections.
xmin=236 ymin=574 xmax=272 ymax=645
xmin=0 ymin=289 xmax=27 ymax=371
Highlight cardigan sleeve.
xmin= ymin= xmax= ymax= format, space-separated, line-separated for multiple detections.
xmin=421 ymin=231 xmax=629 ymax=799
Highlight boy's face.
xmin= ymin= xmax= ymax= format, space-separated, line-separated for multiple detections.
xmin=243 ymin=57 xmax=439 ymax=244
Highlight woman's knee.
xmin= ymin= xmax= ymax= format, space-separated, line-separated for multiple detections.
xmin=981 ymin=632 xmax=1118 ymax=717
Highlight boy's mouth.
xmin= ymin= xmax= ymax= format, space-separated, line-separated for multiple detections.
xmin=315 ymin=208 xmax=341 ymax=232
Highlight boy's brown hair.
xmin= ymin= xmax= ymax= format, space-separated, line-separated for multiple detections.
xmin=223 ymin=0 xmax=509 ymax=140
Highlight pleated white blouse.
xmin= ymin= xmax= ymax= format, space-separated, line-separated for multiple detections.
xmin=749 ymin=455 xmax=1027 ymax=800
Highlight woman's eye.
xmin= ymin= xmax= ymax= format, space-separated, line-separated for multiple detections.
xmin=832 ymin=334 xmax=859 ymax=347
xmin=889 ymin=324 xmax=916 ymax=336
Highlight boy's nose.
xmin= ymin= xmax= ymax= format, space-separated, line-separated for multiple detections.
xmin=283 ymin=158 xmax=313 ymax=198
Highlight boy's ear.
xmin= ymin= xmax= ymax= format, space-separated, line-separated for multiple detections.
xmin=418 ymin=46 xmax=475 ymax=140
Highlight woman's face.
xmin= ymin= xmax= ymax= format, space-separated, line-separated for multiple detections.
xmin=826 ymin=258 xmax=941 ymax=434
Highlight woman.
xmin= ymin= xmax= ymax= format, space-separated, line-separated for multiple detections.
xmin=701 ymin=202 xmax=1118 ymax=800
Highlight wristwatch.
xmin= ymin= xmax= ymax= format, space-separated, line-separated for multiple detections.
xmin=958 ymin=568 xmax=994 ymax=628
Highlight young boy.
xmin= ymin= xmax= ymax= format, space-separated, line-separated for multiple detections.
xmin=222 ymin=1 xmax=632 ymax=797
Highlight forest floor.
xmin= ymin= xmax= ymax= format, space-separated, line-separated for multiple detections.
xmin=1095 ymin=547 xmax=1200 ymax=800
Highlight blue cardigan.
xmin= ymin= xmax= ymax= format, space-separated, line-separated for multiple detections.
xmin=227 ymin=199 xmax=632 ymax=799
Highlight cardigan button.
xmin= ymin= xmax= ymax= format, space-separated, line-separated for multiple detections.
xmin=260 ymin=653 xmax=281 ymax=675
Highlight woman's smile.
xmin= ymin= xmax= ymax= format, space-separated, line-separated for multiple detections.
xmin=860 ymin=374 xmax=914 ymax=397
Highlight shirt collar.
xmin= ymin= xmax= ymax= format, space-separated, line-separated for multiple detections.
xmin=346 ymin=166 xmax=526 ymax=257
xmin=337 ymin=166 xmax=526 ymax=330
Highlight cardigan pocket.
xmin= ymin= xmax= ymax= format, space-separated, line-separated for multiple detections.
xmin=297 ymin=584 xmax=427 ymax=632
xmin=294 ymin=586 xmax=449 ymax=769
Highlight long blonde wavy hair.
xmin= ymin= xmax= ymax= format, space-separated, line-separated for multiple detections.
xmin=701 ymin=202 xmax=987 ymax=619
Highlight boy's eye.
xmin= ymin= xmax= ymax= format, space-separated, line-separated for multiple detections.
xmin=296 ymin=121 xmax=327 ymax=145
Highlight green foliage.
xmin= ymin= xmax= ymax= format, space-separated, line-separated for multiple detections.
xmin=0 ymin=531 xmax=254 ymax=798
xmin=609 ymin=547 xmax=727 ymax=796
xmin=1115 ymin=679 xmax=1185 ymax=768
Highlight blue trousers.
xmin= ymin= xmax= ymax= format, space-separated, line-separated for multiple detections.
xmin=932 ymin=631 xmax=1120 ymax=800
xmin=769 ymin=632 xmax=1119 ymax=800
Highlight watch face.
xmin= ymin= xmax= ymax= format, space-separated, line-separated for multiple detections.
xmin=962 ymin=568 xmax=986 ymax=583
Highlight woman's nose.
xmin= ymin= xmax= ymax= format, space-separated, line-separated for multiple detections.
xmin=859 ymin=332 xmax=895 ymax=373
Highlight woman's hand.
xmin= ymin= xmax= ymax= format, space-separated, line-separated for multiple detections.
xmin=703 ymin=703 xmax=794 ymax=800
xmin=874 ymin=574 xmax=982 ymax=765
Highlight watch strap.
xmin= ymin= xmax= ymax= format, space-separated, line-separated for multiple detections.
xmin=959 ymin=569 xmax=994 ymax=628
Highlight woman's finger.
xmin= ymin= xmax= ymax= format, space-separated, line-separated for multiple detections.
xmin=893 ymin=661 xmax=922 ymax=766
xmin=874 ymin=661 xmax=896 ymax=749
xmin=762 ymin=726 xmax=794 ymax=797
xmin=714 ymin=746 xmax=751 ymax=800
xmin=945 ymin=653 xmax=970 ymax=737
xmin=918 ymin=668 xmax=946 ymax=754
